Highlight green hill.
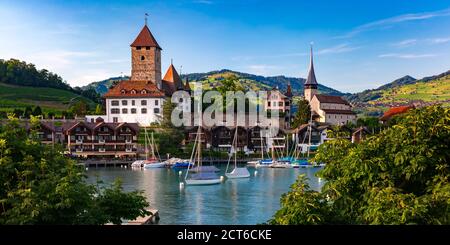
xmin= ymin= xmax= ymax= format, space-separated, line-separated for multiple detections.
xmin=0 ymin=59 xmax=99 ymax=115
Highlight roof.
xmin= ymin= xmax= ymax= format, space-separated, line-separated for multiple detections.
xmin=184 ymin=77 xmax=191 ymax=91
xmin=103 ymin=80 xmax=165 ymax=98
xmin=314 ymin=94 xmax=350 ymax=105
xmin=162 ymin=64 xmax=184 ymax=95
xmin=352 ymin=126 xmax=371 ymax=135
xmin=321 ymin=109 xmax=356 ymax=115
xmin=380 ymin=105 xmax=414 ymax=121
xmin=304 ymin=46 xmax=318 ymax=86
xmin=130 ymin=25 xmax=161 ymax=49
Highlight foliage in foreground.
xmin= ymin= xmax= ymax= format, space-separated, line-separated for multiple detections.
xmin=0 ymin=116 xmax=150 ymax=224
xmin=270 ymin=105 xmax=450 ymax=224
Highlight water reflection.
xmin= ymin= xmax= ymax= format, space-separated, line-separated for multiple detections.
xmin=86 ymin=165 xmax=324 ymax=225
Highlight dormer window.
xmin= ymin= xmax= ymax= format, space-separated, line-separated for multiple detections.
xmin=141 ymin=90 xmax=147 ymax=94
xmin=131 ymin=90 xmax=136 ymax=94
xmin=121 ymin=90 xmax=126 ymax=94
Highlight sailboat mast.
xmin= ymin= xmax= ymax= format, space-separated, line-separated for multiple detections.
xmin=197 ymin=126 xmax=202 ymax=168
xmin=234 ymin=127 xmax=238 ymax=168
xmin=307 ymin=110 xmax=313 ymax=158
xmin=151 ymin=132 xmax=156 ymax=159
xmin=144 ymin=127 xmax=148 ymax=159
xmin=260 ymin=129 xmax=264 ymax=160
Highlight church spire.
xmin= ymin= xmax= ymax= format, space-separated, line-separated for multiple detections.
xmin=304 ymin=43 xmax=318 ymax=86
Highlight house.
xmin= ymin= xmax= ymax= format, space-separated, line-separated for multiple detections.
xmin=33 ymin=119 xmax=140 ymax=158
xmin=266 ymin=84 xmax=293 ymax=128
xmin=303 ymin=46 xmax=357 ymax=125
xmin=352 ymin=126 xmax=371 ymax=143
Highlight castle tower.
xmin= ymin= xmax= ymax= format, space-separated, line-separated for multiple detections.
xmin=304 ymin=45 xmax=318 ymax=102
xmin=130 ymin=23 xmax=162 ymax=89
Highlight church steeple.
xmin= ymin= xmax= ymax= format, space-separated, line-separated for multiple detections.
xmin=304 ymin=43 xmax=318 ymax=102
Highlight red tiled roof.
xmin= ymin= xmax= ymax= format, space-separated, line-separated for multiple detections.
xmin=380 ymin=105 xmax=414 ymax=121
xmin=103 ymin=80 xmax=165 ymax=98
xmin=321 ymin=109 xmax=356 ymax=115
xmin=130 ymin=25 xmax=161 ymax=49
xmin=162 ymin=64 xmax=183 ymax=95
xmin=314 ymin=94 xmax=350 ymax=105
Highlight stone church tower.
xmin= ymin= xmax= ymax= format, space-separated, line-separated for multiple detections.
xmin=304 ymin=45 xmax=318 ymax=102
xmin=130 ymin=24 xmax=162 ymax=89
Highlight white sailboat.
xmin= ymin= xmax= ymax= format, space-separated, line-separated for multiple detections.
xmin=226 ymin=127 xmax=250 ymax=179
xmin=184 ymin=126 xmax=222 ymax=185
xmin=143 ymin=129 xmax=165 ymax=169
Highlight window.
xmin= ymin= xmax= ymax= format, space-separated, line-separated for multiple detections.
xmin=268 ymin=102 xmax=271 ymax=106
xmin=131 ymin=108 xmax=137 ymax=114
xmin=141 ymin=90 xmax=147 ymax=94
xmin=154 ymin=108 xmax=160 ymax=113
xmin=285 ymin=101 xmax=290 ymax=106
xmin=111 ymin=100 xmax=119 ymax=106
xmin=136 ymin=47 xmax=141 ymax=50
xmin=141 ymin=56 xmax=145 ymax=61
xmin=131 ymin=90 xmax=136 ymax=94
xmin=155 ymin=100 xmax=159 ymax=106
xmin=141 ymin=108 xmax=147 ymax=114
xmin=111 ymin=108 xmax=120 ymax=114
xmin=122 ymin=100 xmax=127 ymax=106
xmin=279 ymin=102 xmax=283 ymax=106
xmin=132 ymin=100 xmax=135 ymax=106
xmin=179 ymin=98 xmax=183 ymax=103
xmin=141 ymin=100 xmax=147 ymax=106
xmin=146 ymin=47 xmax=150 ymax=50
xmin=122 ymin=108 xmax=128 ymax=114
xmin=113 ymin=117 xmax=118 ymax=123
xmin=121 ymin=90 xmax=126 ymax=94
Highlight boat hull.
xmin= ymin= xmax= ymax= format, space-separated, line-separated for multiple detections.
xmin=225 ymin=173 xmax=250 ymax=178
xmin=185 ymin=179 xmax=222 ymax=185
xmin=143 ymin=162 xmax=165 ymax=169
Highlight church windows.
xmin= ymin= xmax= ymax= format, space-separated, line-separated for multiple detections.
xmin=141 ymin=56 xmax=145 ymax=61
xmin=122 ymin=108 xmax=128 ymax=114
xmin=141 ymin=108 xmax=147 ymax=114
xmin=122 ymin=100 xmax=128 ymax=106
xmin=141 ymin=100 xmax=147 ymax=106
xmin=111 ymin=100 xmax=119 ymax=106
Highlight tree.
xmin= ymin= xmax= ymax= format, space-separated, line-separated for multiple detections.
xmin=23 ymin=106 xmax=33 ymax=119
xmin=270 ymin=105 xmax=450 ymax=224
xmin=291 ymin=99 xmax=311 ymax=129
xmin=0 ymin=116 xmax=150 ymax=224
xmin=154 ymin=100 xmax=185 ymax=157
xmin=69 ymin=100 xmax=89 ymax=117
xmin=95 ymin=104 xmax=103 ymax=115
xmin=32 ymin=106 xmax=42 ymax=117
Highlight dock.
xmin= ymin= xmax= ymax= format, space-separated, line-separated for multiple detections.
xmin=105 ymin=209 xmax=160 ymax=225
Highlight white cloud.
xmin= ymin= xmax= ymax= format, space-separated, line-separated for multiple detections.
xmin=193 ymin=0 xmax=214 ymax=4
xmin=317 ymin=44 xmax=360 ymax=55
xmin=391 ymin=39 xmax=417 ymax=47
xmin=336 ymin=8 xmax=450 ymax=39
xmin=428 ymin=37 xmax=450 ymax=44
xmin=378 ymin=53 xmax=437 ymax=59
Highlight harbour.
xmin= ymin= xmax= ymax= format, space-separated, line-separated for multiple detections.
xmin=85 ymin=164 xmax=324 ymax=225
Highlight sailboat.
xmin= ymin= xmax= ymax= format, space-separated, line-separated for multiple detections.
xmin=184 ymin=126 xmax=222 ymax=185
xmin=143 ymin=129 xmax=165 ymax=169
xmin=225 ymin=127 xmax=250 ymax=178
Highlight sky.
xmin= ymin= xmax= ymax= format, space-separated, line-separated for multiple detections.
xmin=0 ymin=0 xmax=449 ymax=93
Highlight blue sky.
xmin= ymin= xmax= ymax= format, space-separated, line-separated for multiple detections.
xmin=0 ymin=0 xmax=449 ymax=93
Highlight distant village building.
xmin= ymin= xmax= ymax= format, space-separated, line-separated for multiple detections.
xmin=266 ymin=84 xmax=293 ymax=128
xmin=352 ymin=126 xmax=371 ymax=143
xmin=102 ymin=23 xmax=189 ymax=126
xmin=303 ymin=46 xmax=357 ymax=125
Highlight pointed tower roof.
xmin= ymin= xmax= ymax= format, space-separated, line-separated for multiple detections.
xmin=184 ymin=77 xmax=191 ymax=91
xmin=285 ymin=81 xmax=293 ymax=97
xmin=130 ymin=25 xmax=162 ymax=49
xmin=162 ymin=63 xmax=183 ymax=94
xmin=304 ymin=45 xmax=318 ymax=86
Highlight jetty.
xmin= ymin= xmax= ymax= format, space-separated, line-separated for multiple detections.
xmin=106 ymin=209 xmax=160 ymax=225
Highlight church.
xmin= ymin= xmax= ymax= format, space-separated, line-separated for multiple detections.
xmin=303 ymin=47 xmax=357 ymax=125
xmin=102 ymin=22 xmax=190 ymax=126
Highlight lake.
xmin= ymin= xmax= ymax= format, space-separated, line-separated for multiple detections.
xmin=86 ymin=165 xmax=324 ymax=225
